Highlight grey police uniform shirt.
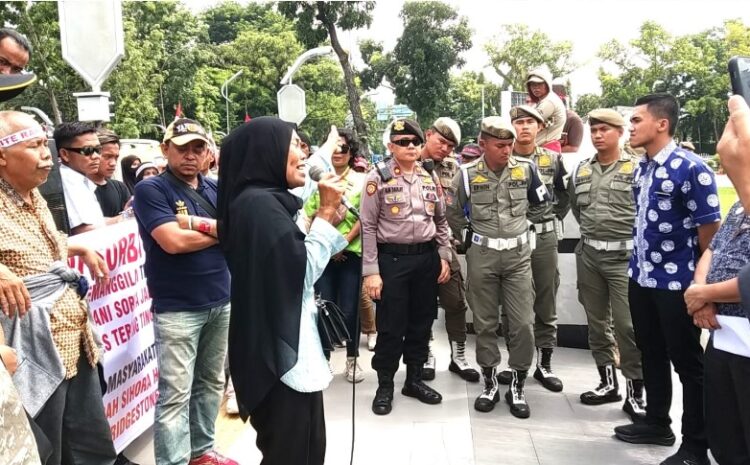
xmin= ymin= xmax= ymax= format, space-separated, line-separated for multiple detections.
xmin=569 ymin=152 xmax=636 ymax=241
xmin=515 ymin=146 xmax=570 ymax=225
xmin=446 ymin=154 xmax=548 ymax=239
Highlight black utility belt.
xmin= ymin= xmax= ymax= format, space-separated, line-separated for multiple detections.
xmin=378 ymin=240 xmax=436 ymax=255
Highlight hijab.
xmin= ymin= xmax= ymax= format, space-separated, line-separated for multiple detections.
xmin=120 ymin=155 xmax=140 ymax=194
xmin=217 ymin=117 xmax=307 ymax=418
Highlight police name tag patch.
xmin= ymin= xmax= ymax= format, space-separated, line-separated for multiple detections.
xmin=511 ymin=167 xmax=525 ymax=181
xmin=366 ymin=181 xmax=377 ymax=196
xmin=472 ymin=183 xmax=491 ymax=192
xmin=538 ymin=154 xmax=551 ymax=167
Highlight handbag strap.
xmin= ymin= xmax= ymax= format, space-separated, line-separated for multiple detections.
xmin=161 ymin=170 xmax=217 ymax=218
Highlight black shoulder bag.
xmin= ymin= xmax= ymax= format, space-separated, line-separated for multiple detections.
xmin=315 ymin=294 xmax=351 ymax=352
xmin=161 ymin=171 xmax=217 ymax=218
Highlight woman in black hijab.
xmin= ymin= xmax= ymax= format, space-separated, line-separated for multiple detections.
xmin=120 ymin=154 xmax=140 ymax=193
xmin=218 ymin=117 xmax=347 ymax=465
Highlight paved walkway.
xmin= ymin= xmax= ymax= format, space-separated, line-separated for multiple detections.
xmin=123 ymin=315 xmax=716 ymax=465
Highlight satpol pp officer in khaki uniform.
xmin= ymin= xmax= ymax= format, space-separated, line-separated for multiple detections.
xmin=569 ymin=109 xmax=646 ymax=421
xmin=420 ymin=117 xmax=479 ymax=383
xmin=497 ymin=106 xmax=569 ymax=392
xmin=446 ymin=117 xmax=549 ymax=419
xmin=361 ymin=119 xmax=452 ymax=416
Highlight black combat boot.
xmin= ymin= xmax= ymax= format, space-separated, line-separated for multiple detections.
xmin=580 ymin=364 xmax=622 ymax=405
xmin=372 ymin=371 xmax=394 ymax=415
xmin=504 ymin=369 xmax=531 ymax=419
xmin=622 ymin=379 xmax=647 ymax=422
xmin=448 ymin=340 xmax=480 ymax=382
xmin=533 ymin=347 xmax=563 ymax=392
xmin=474 ymin=366 xmax=500 ymax=412
xmin=402 ymin=365 xmax=442 ymax=404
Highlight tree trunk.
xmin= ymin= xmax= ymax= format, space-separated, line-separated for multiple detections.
xmin=319 ymin=7 xmax=370 ymax=154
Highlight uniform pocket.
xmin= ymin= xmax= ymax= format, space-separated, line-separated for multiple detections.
xmin=575 ymin=182 xmax=592 ymax=206
xmin=383 ymin=194 xmax=407 ymax=218
xmin=609 ymin=180 xmax=633 ymax=205
xmin=509 ymin=188 xmax=528 ymax=217
xmin=471 ymin=190 xmax=495 ymax=220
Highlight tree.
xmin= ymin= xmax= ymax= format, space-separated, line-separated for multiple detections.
xmin=574 ymin=94 xmax=604 ymax=118
xmin=360 ymin=1 xmax=472 ymax=125
xmin=444 ymin=71 xmax=501 ymax=144
xmin=485 ymin=24 xmax=576 ymax=91
xmin=278 ymin=1 xmax=375 ymax=151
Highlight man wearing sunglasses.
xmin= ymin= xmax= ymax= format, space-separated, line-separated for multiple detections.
xmin=361 ymin=118 xmax=452 ymax=416
xmin=54 ymin=122 xmax=106 ymax=235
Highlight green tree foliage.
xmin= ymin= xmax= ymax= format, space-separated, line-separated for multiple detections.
xmin=595 ymin=20 xmax=750 ymax=153
xmin=485 ymin=24 xmax=576 ymax=91
xmin=278 ymin=1 xmax=375 ymax=150
xmin=444 ymin=71 xmax=501 ymax=145
xmin=574 ymin=93 xmax=605 ymax=118
xmin=361 ymin=2 xmax=472 ymax=125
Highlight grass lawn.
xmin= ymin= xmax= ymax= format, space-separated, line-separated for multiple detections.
xmin=719 ymin=185 xmax=739 ymax=219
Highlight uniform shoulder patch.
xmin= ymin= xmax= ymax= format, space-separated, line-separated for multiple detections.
xmin=366 ymin=181 xmax=377 ymax=196
xmin=618 ymin=160 xmax=634 ymax=174
xmin=510 ymin=166 xmax=526 ymax=180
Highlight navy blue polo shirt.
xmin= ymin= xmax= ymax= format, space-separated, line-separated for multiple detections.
xmin=133 ymin=172 xmax=230 ymax=313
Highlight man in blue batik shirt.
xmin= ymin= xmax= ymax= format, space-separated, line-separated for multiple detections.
xmin=613 ymin=93 xmax=720 ymax=465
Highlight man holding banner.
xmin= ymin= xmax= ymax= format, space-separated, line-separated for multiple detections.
xmin=0 ymin=110 xmax=115 ymax=465
xmin=133 ymin=118 xmax=237 ymax=465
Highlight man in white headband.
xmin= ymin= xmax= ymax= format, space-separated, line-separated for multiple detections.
xmin=0 ymin=111 xmax=116 ymax=465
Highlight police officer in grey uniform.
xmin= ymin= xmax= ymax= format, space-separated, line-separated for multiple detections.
xmin=421 ymin=117 xmax=479 ymax=382
xmin=569 ymin=109 xmax=646 ymax=421
xmin=497 ymin=106 xmax=569 ymax=392
xmin=446 ymin=117 xmax=548 ymax=419
xmin=361 ymin=119 xmax=452 ymax=415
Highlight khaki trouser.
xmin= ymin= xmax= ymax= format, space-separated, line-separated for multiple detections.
xmin=501 ymin=230 xmax=559 ymax=348
xmin=466 ymin=243 xmax=534 ymax=371
xmin=437 ymin=249 xmax=470 ymax=342
xmin=359 ymin=286 xmax=377 ymax=334
xmin=576 ymin=241 xmax=642 ymax=379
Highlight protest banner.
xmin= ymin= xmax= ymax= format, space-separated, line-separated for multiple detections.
xmin=68 ymin=219 xmax=157 ymax=453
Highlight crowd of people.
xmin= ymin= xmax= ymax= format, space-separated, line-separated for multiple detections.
xmin=2 ymin=23 xmax=750 ymax=465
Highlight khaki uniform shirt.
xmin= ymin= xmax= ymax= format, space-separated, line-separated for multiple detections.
xmin=0 ymin=178 xmax=99 ymax=378
xmin=446 ymin=155 xmax=548 ymax=239
xmin=569 ymin=152 xmax=636 ymax=241
xmin=515 ymin=146 xmax=570 ymax=224
xmin=360 ymin=159 xmax=452 ymax=276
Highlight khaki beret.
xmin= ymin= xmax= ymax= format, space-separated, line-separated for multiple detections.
xmin=588 ymin=108 xmax=626 ymax=127
xmin=389 ymin=118 xmax=424 ymax=144
xmin=431 ymin=117 xmax=461 ymax=145
xmin=480 ymin=116 xmax=516 ymax=140
xmin=510 ymin=105 xmax=545 ymax=124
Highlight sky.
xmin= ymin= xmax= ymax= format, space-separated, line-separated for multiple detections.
xmin=187 ymin=0 xmax=750 ymax=106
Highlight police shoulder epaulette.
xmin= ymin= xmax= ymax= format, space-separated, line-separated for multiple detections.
xmin=462 ymin=158 xmax=481 ymax=169
xmin=374 ymin=160 xmax=393 ymax=182
xmin=515 ymin=156 xmax=534 ymax=165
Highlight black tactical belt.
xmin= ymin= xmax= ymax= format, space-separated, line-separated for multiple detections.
xmin=378 ymin=240 xmax=436 ymax=255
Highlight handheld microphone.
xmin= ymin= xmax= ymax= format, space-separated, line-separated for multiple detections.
xmin=308 ymin=165 xmax=360 ymax=219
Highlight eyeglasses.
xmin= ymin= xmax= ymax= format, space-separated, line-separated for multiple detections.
xmin=391 ymin=138 xmax=421 ymax=148
xmin=63 ymin=146 xmax=102 ymax=156
xmin=338 ymin=144 xmax=351 ymax=153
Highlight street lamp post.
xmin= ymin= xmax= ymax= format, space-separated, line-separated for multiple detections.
xmin=221 ymin=70 xmax=244 ymax=134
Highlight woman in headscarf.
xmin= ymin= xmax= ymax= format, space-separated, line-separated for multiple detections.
xmin=218 ymin=117 xmax=347 ymax=465
xmin=120 ymin=154 xmax=140 ymax=194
